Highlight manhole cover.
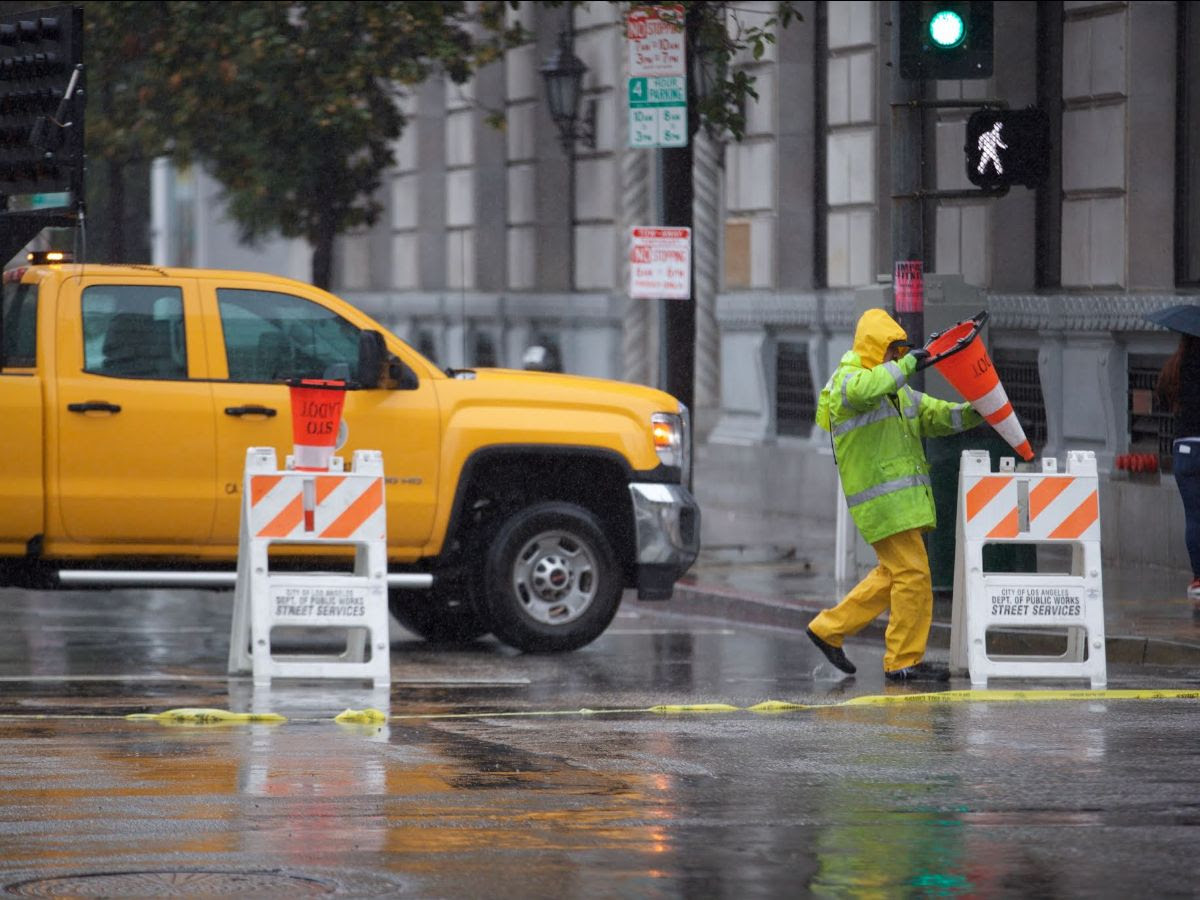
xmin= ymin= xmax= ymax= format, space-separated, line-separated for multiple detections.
xmin=6 ymin=871 xmax=337 ymax=897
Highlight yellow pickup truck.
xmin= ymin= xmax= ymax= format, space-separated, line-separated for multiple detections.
xmin=0 ymin=259 xmax=699 ymax=652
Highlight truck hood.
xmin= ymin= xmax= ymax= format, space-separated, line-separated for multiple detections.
xmin=430 ymin=367 xmax=685 ymax=476
xmin=441 ymin=367 xmax=684 ymax=415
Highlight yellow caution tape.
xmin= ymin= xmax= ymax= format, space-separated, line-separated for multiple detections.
xmin=747 ymin=700 xmax=814 ymax=713
xmin=334 ymin=707 xmax=389 ymax=725
xmin=91 ymin=688 xmax=1200 ymax=729
xmin=839 ymin=688 xmax=1200 ymax=707
xmin=125 ymin=708 xmax=286 ymax=725
xmin=649 ymin=703 xmax=742 ymax=714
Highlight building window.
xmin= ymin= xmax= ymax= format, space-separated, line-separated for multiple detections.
xmin=472 ymin=331 xmax=497 ymax=368
xmin=776 ymin=341 xmax=816 ymax=437
xmin=1177 ymin=2 xmax=1200 ymax=285
xmin=1128 ymin=353 xmax=1175 ymax=471
xmin=992 ymin=348 xmax=1047 ymax=457
xmin=415 ymin=329 xmax=439 ymax=365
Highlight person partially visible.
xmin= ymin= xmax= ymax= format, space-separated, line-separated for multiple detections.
xmin=1155 ymin=333 xmax=1200 ymax=611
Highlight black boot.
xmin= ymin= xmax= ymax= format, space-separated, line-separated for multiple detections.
xmin=806 ymin=628 xmax=856 ymax=674
xmin=884 ymin=661 xmax=950 ymax=682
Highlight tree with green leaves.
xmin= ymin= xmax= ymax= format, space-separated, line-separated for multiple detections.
xmin=646 ymin=1 xmax=802 ymax=141
xmin=143 ymin=1 xmax=523 ymax=288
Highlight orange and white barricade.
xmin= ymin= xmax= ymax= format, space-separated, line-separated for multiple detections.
xmin=950 ymin=449 xmax=1106 ymax=688
xmin=228 ymin=446 xmax=391 ymax=687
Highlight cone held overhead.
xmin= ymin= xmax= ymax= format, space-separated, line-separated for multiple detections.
xmin=924 ymin=312 xmax=1034 ymax=461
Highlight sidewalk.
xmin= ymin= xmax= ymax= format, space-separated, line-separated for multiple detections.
xmin=664 ymin=506 xmax=1200 ymax=668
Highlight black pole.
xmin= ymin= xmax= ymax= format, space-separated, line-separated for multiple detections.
xmin=660 ymin=145 xmax=694 ymax=411
xmin=891 ymin=0 xmax=925 ymax=383
xmin=566 ymin=134 xmax=576 ymax=293
xmin=658 ymin=6 xmax=701 ymax=413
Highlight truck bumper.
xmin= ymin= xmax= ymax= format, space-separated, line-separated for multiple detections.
xmin=628 ymin=482 xmax=701 ymax=600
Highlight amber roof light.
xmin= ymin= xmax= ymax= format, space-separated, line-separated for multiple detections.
xmin=27 ymin=250 xmax=72 ymax=264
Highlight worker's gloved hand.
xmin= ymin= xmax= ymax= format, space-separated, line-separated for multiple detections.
xmin=908 ymin=347 xmax=932 ymax=370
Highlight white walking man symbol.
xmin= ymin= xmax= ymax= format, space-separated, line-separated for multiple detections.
xmin=977 ymin=122 xmax=1007 ymax=176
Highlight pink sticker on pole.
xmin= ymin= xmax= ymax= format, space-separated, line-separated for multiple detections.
xmin=894 ymin=260 xmax=924 ymax=313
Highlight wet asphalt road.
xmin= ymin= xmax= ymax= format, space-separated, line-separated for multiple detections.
xmin=0 ymin=587 xmax=1198 ymax=897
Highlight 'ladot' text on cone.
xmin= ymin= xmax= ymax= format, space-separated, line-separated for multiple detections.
xmin=288 ymin=379 xmax=347 ymax=471
xmin=925 ymin=319 xmax=1034 ymax=461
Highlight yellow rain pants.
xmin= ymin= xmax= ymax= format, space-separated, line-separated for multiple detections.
xmin=808 ymin=526 xmax=932 ymax=672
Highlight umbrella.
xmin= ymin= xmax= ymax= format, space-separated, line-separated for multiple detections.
xmin=1145 ymin=304 xmax=1200 ymax=337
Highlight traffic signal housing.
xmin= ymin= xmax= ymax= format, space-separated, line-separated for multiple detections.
xmin=0 ymin=5 xmax=83 ymax=201
xmin=899 ymin=2 xmax=993 ymax=80
xmin=965 ymin=107 xmax=1050 ymax=190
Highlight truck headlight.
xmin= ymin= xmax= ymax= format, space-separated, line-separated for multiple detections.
xmin=651 ymin=405 xmax=691 ymax=483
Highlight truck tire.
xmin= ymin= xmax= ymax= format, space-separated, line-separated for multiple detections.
xmin=482 ymin=501 xmax=623 ymax=653
xmin=389 ymin=588 xmax=490 ymax=644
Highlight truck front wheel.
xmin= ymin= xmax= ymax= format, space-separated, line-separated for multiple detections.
xmin=483 ymin=502 xmax=623 ymax=653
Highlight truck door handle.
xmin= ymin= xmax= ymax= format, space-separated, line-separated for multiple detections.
xmin=67 ymin=401 xmax=121 ymax=414
xmin=224 ymin=405 xmax=278 ymax=418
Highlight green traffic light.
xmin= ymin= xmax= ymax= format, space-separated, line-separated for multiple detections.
xmin=929 ymin=9 xmax=966 ymax=48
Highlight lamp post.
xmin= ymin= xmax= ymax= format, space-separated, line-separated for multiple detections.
xmin=541 ymin=25 xmax=595 ymax=292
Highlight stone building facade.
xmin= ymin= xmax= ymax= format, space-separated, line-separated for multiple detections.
xmin=152 ymin=2 xmax=1195 ymax=576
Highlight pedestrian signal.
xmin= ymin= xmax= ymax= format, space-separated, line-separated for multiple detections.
xmin=965 ymin=108 xmax=1050 ymax=190
xmin=899 ymin=2 xmax=993 ymax=80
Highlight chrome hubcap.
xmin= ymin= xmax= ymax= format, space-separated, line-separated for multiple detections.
xmin=511 ymin=530 xmax=598 ymax=625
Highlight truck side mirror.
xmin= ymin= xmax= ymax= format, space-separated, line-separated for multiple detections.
xmin=357 ymin=330 xmax=387 ymax=388
xmin=358 ymin=329 xmax=419 ymax=390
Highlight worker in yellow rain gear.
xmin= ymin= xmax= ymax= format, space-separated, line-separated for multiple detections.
xmin=807 ymin=308 xmax=983 ymax=681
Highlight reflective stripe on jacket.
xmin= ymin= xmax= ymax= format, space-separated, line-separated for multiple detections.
xmin=816 ymin=346 xmax=982 ymax=545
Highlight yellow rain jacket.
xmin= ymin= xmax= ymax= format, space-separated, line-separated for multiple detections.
xmin=816 ymin=309 xmax=983 ymax=544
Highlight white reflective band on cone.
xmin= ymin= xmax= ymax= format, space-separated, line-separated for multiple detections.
xmin=293 ymin=443 xmax=334 ymax=470
xmin=991 ymin=409 xmax=1031 ymax=453
xmin=972 ymin=381 xmax=1009 ymax=418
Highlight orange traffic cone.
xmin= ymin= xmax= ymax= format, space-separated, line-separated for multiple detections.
xmin=925 ymin=316 xmax=1034 ymax=461
xmin=288 ymin=378 xmax=347 ymax=471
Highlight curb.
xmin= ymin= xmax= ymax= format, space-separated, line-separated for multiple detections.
xmin=665 ymin=580 xmax=1200 ymax=669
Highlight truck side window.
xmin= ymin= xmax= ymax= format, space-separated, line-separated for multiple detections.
xmin=217 ymin=288 xmax=361 ymax=383
xmin=1 ymin=282 xmax=37 ymax=368
xmin=82 ymin=286 xmax=188 ymax=380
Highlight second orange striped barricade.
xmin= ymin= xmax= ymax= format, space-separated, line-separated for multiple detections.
xmin=228 ymin=446 xmax=391 ymax=687
xmin=949 ymin=449 xmax=1106 ymax=688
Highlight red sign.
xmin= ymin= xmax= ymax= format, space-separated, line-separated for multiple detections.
xmin=626 ymin=5 xmax=686 ymax=78
xmin=629 ymin=227 xmax=691 ymax=300
xmin=894 ymin=260 xmax=924 ymax=313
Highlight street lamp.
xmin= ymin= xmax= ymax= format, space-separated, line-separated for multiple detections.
xmin=540 ymin=25 xmax=596 ymax=295
xmin=540 ymin=29 xmax=596 ymax=152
